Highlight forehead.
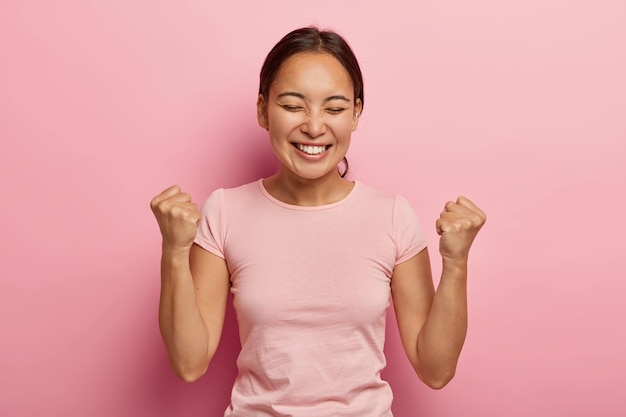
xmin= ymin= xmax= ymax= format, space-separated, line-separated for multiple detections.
xmin=271 ymin=52 xmax=353 ymax=97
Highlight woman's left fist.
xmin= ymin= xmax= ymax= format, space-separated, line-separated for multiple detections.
xmin=436 ymin=196 xmax=487 ymax=262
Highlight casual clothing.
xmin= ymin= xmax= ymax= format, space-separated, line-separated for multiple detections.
xmin=194 ymin=179 xmax=427 ymax=417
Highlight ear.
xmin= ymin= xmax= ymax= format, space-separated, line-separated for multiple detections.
xmin=257 ymin=94 xmax=269 ymax=130
xmin=351 ymin=98 xmax=363 ymax=132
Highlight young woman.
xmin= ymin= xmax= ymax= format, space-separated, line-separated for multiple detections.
xmin=150 ymin=27 xmax=486 ymax=417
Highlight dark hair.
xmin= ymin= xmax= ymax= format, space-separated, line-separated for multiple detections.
xmin=259 ymin=27 xmax=364 ymax=178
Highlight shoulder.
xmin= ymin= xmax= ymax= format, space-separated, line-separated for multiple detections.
xmin=219 ymin=179 xmax=261 ymax=196
xmin=353 ymin=181 xmax=415 ymax=212
xmin=199 ymin=180 xmax=264 ymax=215
xmin=352 ymin=182 xmax=423 ymax=235
xmin=205 ymin=179 xmax=262 ymax=202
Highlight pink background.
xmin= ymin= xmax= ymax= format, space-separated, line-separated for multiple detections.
xmin=1 ymin=1 xmax=625 ymax=416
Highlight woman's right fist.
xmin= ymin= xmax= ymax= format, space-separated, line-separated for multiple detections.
xmin=150 ymin=185 xmax=201 ymax=250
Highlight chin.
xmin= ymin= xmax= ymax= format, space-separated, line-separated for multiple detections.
xmin=286 ymin=166 xmax=338 ymax=182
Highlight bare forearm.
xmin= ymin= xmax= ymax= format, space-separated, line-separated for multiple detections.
xmin=159 ymin=246 xmax=210 ymax=381
xmin=416 ymin=258 xmax=468 ymax=388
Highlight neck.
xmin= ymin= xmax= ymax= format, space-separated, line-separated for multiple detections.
xmin=263 ymin=170 xmax=354 ymax=206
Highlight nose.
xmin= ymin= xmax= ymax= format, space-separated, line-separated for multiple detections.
xmin=300 ymin=111 xmax=327 ymax=138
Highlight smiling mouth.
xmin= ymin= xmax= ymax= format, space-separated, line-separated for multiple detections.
xmin=293 ymin=143 xmax=330 ymax=156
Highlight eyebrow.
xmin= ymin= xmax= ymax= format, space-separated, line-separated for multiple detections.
xmin=277 ymin=91 xmax=351 ymax=103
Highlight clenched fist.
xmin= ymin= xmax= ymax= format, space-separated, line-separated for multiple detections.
xmin=436 ymin=196 xmax=486 ymax=262
xmin=150 ymin=185 xmax=201 ymax=250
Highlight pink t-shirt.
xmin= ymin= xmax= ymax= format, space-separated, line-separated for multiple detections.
xmin=194 ymin=179 xmax=427 ymax=417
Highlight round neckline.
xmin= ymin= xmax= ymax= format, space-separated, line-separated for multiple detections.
xmin=257 ymin=178 xmax=359 ymax=211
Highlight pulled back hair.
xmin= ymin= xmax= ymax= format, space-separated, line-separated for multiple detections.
xmin=259 ymin=27 xmax=364 ymax=109
xmin=259 ymin=27 xmax=364 ymax=178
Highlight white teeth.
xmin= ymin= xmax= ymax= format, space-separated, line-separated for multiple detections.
xmin=296 ymin=144 xmax=326 ymax=155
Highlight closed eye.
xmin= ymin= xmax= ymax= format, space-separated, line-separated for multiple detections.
xmin=281 ymin=105 xmax=304 ymax=112
xmin=326 ymin=107 xmax=347 ymax=114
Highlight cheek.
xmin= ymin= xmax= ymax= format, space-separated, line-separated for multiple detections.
xmin=329 ymin=116 xmax=355 ymax=138
xmin=269 ymin=114 xmax=300 ymax=134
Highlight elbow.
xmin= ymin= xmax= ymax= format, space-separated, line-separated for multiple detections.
xmin=174 ymin=366 xmax=207 ymax=383
xmin=171 ymin=360 xmax=209 ymax=383
xmin=416 ymin=365 xmax=456 ymax=390
xmin=176 ymin=368 xmax=205 ymax=383
xmin=422 ymin=372 xmax=454 ymax=390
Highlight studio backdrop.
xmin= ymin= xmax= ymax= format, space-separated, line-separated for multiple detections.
xmin=1 ymin=1 xmax=625 ymax=416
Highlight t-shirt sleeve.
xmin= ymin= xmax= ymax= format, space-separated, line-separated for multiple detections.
xmin=193 ymin=188 xmax=226 ymax=259
xmin=393 ymin=195 xmax=428 ymax=264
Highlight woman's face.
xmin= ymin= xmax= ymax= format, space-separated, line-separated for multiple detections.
xmin=257 ymin=52 xmax=362 ymax=182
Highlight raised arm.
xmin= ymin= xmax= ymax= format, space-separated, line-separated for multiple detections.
xmin=150 ymin=186 xmax=230 ymax=382
xmin=391 ymin=196 xmax=486 ymax=389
